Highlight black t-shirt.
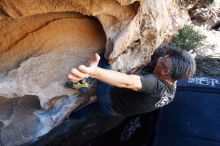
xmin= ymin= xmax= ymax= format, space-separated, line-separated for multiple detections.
xmin=110 ymin=73 xmax=176 ymax=116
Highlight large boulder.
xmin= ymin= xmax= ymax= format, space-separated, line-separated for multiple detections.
xmin=0 ymin=0 xmax=190 ymax=145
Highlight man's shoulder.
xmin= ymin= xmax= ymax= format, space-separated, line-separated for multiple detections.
xmin=140 ymin=73 xmax=157 ymax=79
xmin=140 ymin=73 xmax=159 ymax=83
xmin=139 ymin=73 xmax=160 ymax=94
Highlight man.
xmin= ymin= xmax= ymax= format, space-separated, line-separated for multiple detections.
xmin=67 ymin=44 xmax=196 ymax=116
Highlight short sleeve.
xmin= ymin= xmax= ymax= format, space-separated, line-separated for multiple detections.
xmin=139 ymin=74 xmax=157 ymax=94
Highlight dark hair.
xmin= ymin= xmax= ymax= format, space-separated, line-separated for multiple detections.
xmin=163 ymin=44 xmax=196 ymax=80
xmin=142 ymin=45 xmax=170 ymax=73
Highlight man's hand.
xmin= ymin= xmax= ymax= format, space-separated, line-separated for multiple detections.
xmin=68 ymin=53 xmax=100 ymax=82
xmin=188 ymin=50 xmax=196 ymax=59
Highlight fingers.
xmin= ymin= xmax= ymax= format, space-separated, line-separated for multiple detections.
xmin=68 ymin=68 xmax=90 ymax=82
xmin=68 ymin=74 xmax=82 ymax=82
xmin=188 ymin=50 xmax=196 ymax=59
xmin=72 ymin=68 xmax=90 ymax=78
xmin=78 ymin=65 xmax=93 ymax=74
xmin=188 ymin=50 xmax=193 ymax=53
xmin=95 ymin=53 xmax=100 ymax=62
xmin=90 ymin=53 xmax=100 ymax=67
xmin=191 ymin=52 xmax=196 ymax=59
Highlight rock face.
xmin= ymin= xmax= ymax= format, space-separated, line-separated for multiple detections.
xmin=0 ymin=0 xmax=189 ymax=145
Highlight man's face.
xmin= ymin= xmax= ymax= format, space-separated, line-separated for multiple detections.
xmin=153 ymin=55 xmax=173 ymax=79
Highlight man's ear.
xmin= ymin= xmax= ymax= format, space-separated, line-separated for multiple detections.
xmin=161 ymin=69 xmax=170 ymax=75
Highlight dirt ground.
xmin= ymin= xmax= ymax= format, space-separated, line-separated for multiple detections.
xmin=196 ymin=56 xmax=220 ymax=77
xmin=187 ymin=1 xmax=220 ymax=77
xmin=193 ymin=27 xmax=220 ymax=77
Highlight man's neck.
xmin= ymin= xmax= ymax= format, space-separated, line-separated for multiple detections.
xmin=153 ymin=72 xmax=175 ymax=86
xmin=158 ymin=75 xmax=175 ymax=86
xmin=164 ymin=78 xmax=175 ymax=86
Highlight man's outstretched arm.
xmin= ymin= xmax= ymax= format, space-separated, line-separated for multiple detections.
xmin=68 ymin=53 xmax=142 ymax=91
